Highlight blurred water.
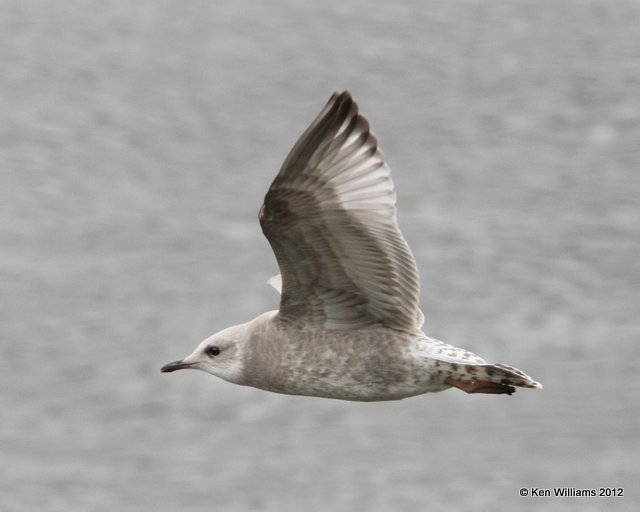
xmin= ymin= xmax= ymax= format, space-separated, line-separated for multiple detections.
xmin=1 ymin=1 xmax=639 ymax=511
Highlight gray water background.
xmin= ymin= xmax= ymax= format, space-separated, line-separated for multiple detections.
xmin=1 ymin=1 xmax=639 ymax=511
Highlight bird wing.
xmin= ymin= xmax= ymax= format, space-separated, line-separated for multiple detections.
xmin=259 ymin=91 xmax=422 ymax=332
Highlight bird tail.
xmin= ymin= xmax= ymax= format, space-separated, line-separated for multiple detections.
xmin=481 ymin=362 xmax=543 ymax=390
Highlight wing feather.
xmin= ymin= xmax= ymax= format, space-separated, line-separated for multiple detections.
xmin=259 ymin=91 xmax=423 ymax=332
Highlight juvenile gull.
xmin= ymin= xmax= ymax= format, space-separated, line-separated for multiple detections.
xmin=161 ymin=91 xmax=542 ymax=401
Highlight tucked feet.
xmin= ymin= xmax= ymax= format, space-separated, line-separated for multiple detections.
xmin=446 ymin=377 xmax=516 ymax=395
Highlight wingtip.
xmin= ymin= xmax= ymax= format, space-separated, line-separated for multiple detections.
xmin=332 ymin=89 xmax=352 ymax=99
xmin=328 ymin=90 xmax=355 ymax=109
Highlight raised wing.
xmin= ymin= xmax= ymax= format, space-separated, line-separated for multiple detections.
xmin=259 ymin=91 xmax=422 ymax=332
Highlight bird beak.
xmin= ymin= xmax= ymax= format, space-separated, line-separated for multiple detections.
xmin=160 ymin=360 xmax=194 ymax=373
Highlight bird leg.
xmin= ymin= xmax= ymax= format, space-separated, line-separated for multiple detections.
xmin=446 ymin=377 xmax=515 ymax=395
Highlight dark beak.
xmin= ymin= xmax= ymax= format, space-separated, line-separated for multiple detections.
xmin=160 ymin=360 xmax=194 ymax=373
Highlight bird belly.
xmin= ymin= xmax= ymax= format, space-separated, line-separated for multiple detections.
xmin=242 ymin=322 xmax=449 ymax=401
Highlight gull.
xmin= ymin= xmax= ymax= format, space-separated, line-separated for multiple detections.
xmin=161 ymin=91 xmax=542 ymax=401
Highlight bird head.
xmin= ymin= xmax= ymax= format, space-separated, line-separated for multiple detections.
xmin=160 ymin=323 xmax=247 ymax=384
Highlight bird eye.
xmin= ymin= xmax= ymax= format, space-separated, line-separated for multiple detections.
xmin=206 ymin=346 xmax=221 ymax=357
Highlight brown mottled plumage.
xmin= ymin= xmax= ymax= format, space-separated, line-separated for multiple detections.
xmin=161 ymin=91 xmax=542 ymax=401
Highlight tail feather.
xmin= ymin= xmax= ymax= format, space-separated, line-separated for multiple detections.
xmin=483 ymin=362 xmax=543 ymax=390
xmin=420 ymin=336 xmax=542 ymax=393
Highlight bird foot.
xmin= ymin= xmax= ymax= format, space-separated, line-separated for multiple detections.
xmin=446 ymin=377 xmax=515 ymax=395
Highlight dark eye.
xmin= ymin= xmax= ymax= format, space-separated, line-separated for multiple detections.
xmin=206 ymin=346 xmax=221 ymax=357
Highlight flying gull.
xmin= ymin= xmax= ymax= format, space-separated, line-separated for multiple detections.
xmin=161 ymin=91 xmax=542 ymax=401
